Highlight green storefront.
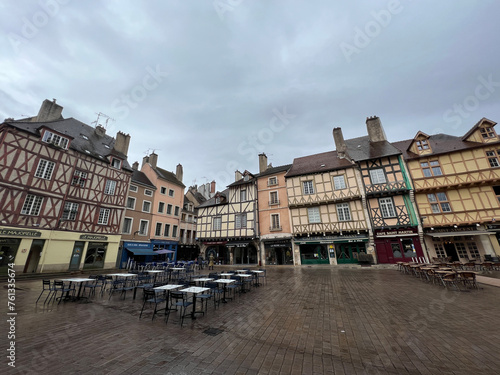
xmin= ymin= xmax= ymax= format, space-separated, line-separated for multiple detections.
xmin=296 ymin=235 xmax=369 ymax=265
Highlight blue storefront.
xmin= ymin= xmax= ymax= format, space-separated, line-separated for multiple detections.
xmin=151 ymin=240 xmax=178 ymax=262
xmin=120 ymin=241 xmax=157 ymax=268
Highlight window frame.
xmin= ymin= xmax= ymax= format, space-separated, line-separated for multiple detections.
xmin=268 ymin=176 xmax=278 ymax=186
xmin=155 ymin=222 xmax=162 ymax=236
xmin=110 ymin=157 xmax=122 ymax=169
xmin=168 ymin=189 xmax=174 ymax=197
xmin=35 ymin=159 xmax=55 ymax=180
xmin=61 ymin=202 xmax=79 ymax=221
xmin=21 ymin=194 xmax=43 ymax=216
xmin=303 ymin=180 xmax=314 ymax=195
xmin=104 ymin=180 xmax=117 ymax=195
xmin=369 ymin=169 xmax=387 ymax=184
xmin=379 ymin=197 xmax=396 ymax=218
xmin=129 ymin=184 xmax=138 ymax=192
xmin=269 ymin=191 xmax=279 ymax=205
xmin=486 ymin=150 xmax=500 ymax=168
xmin=333 ymin=175 xmax=347 ymax=190
xmin=336 ymin=202 xmax=351 ymax=221
xmin=213 ymin=216 xmax=222 ymax=231
xmin=174 ymin=206 xmax=180 ymax=216
xmin=98 ymin=208 xmax=110 ymax=225
xmin=164 ymin=223 xmax=170 ymax=237
xmin=160 ymin=187 xmax=167 ymax=195
xmin=144 ymin=189 xmax=153 ymax=197
xmin=138 ymin=220 xmax=149 ymax=235
xmin=240 ymin=189 xmax=247 ymax=202
xmin=427 ymin=192 xmax=452 ymax=213
xmin=42 ymin=130 xmax=69 ymax=149
xmin=158 ymin=202 xmax=165 ymax=213
xmin=235 ymin=213 xmax=247 ymax=229
xmin=72 ymin=170 xmax=88 ymax=187
xmin=122 ymin=217 xmax=133 ymax=234
xmin=126 ymin=197 xmax=136 ymax=210
xmin=142 ymin=200 xmax=151 ymax=213
xmin=167 ymin=204 xmax=173 ymax=215
xmin=270 ymin=213 xmax=280 ymax=230
xmin=307 ymin=207 xmax=321 ymax=223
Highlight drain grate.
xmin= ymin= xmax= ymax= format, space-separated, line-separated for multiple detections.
xmin=203 ymin=328 xmax=224 ymax=336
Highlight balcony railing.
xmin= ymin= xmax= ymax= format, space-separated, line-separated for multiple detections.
xmin=269 ymin=200 xmax=280 ymax=206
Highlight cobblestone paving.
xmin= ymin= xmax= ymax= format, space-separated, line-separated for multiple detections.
xmin=2 ymin=266 xmax=500 ymax=375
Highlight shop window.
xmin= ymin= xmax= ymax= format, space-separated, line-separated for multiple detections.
xmin=83 ymin=242 xmax=107 ymax=269
xmin=433 ymin=242 xmax=446 ymax=258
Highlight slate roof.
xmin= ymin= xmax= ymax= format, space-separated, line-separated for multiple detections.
xmin=285 ymin=151 xmax=353 ymax=178
xmin=131 ymin=170 xmax=156 ymax=189
xmin=155 ymin=166 xmax=185 ymax=188
xmin=257 ymin=164 xmax=292 ymax=177
xmin=344 ymin=136 xmax=402 ymax=161
xmin=4 ymin=117 xmax=133 ymax=171
xmin=198 ymin=188 xmax=229 ymax=208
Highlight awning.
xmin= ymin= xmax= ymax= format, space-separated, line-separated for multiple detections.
xmin=154 ymin=249 xmax=175 ymax=254
xmin=427 ymin=231 xmax=492 ymax=238
xmin=226 ymin=241 xmax=249 ymax=247
xmin=126 ymin=248 xmax=158 ymax=256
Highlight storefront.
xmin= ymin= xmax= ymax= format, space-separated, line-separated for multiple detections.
xmin=119 ymin=241 xmax=158 ymax=268
xmin=203 ymin=241 xmax=228 ymax=265
xmin=177 ymin=244 xmax=200 ymax=262
xmin=226 ymin=240 xmax=258 ymax=265
xmin=263 ymin=239 xmax=293 ymax=265
xmin=374 ymin=227 xmax=424 ymax=264
xmin=334 ymin=235 xmax=369 ymax=264
xmin=151 ymin=240 xmax=178 ymax=262
xmin=295 ymin=236 xmax=333 ymax=265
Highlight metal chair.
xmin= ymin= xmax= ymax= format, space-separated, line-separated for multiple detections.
xmin=140 ymin=289 xmax=167 ymax=320
xmin=53 ymin=280 xmax=75 ymax=304
xmin=36 ymin=280 xmax=55 ymax=304
xmin=167 ymin=291 xmax=193 ymax=327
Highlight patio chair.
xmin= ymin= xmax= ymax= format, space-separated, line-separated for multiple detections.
xmin=167 ymin=291 xmax=193 ymax=327
xmin=206 ymin=281 xmax=224 ymax=309
xmin=53 ymin=280 xmax=75 ymax=304
xmin=140 ymin=289 xmax=167 ymax=320
xmin=441 ymin=273 xmax=461 ymax=291
xmin=458 ymin=272 xmax=479 ymax=290
xmin=108 ymin=279 xmax=133 ymax=300
xmin=36 ymin=280 xmax=55 ymax=304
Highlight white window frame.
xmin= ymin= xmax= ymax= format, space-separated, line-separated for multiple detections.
xmin=144 ymin=189 xmax=153 ymax=197
xmin=164 ymin=223 xmax=171 ymax=237
xmin=98 ymin=208 xmax=110 ymax=225
xmin=213 ymin=217 xmax=222 ymax=230
xmin=160 ymin=187 xmax=167 ymax=195
xmin=158 ymin=202 xmax=165 ymax=213
xmin=142 ymin=200 xmax=151 ymax=213
xmin=172 ymin=225 xmax=178 ymax=237
xmin=336 ymin=202 xmax=351 ymax=221
xmin=270 ymin=213 xmax=280 ymax=230
xmin=333 ymin=175 xmax=346 ymax=190
xmin=168 ymin=189 xmax=175 ymax=197
xmin=126 ymin=197 xmax=136 ymax=210
xmin=370 ymin=169 xmax=387 ymax=184
xmin=62 ymin=202 xmax=79 ymax=221
xmin=379 ymin=197 xmax=396 ymax=218
xmin=122 ymin=217 xmax=133 ymax=234
xmin=139 ymin=220 xmax=149 ymax=235
xmin=268 ymin=176 xmax=278 ymax=186
xmin=235 ymin=213 xmax=247 ymax=229
xmin=307 ymin=207 xmax=321 ymax=223
xmin=72 ymin=170 xmax=88 ymax=187
xmin=303 ymin=180 xmax=314 ymax=195
xmin=155 ymin=222 xmax=162 ymax=236
xmin=240 ymin=189 xmax=247 ymax=202
xmin=110 ymin=157 xmax=122 ymax=169
xmin=269 ymin=191 xmax=279 ymax=205
xmin=42 ymin=130 xmax=69 ymax=149
xmin=486 ymin=151 xmax=500 ymax=168
xmin=21 ymin=194 xmax=43 ymax=216
xmin=129 ymin=184 xmax=138 ymax=192
xmin=104 ymin=180 xmax=117 ymax=195
xmin=35 ymin=159 xmax=55 ymax=180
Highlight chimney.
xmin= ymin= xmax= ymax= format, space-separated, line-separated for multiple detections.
xmin=95 ymin=125 xmax=106 ymax=137
xmin=235 ymin=170 xmax=243 ymax=182
xmin=210 ymin=180 xmax=216 ymax=194
xmin=132 ymin=161 xmax=139 ymax=170
xmin=36 ymin=99 xmax=63 ymax=122
xmin=176 ymin=163 xmax=183 ymax=182
xmin=142 ymin=155 xmax=149 ymax=168
xmin=258 ymin=153 xmax=268 ymax=173
xmin=114 ymin=131 xmax=130 ymax=156
xmin=333 ymin=127 xmax=347 ymax=158
xmin=148 ymin=153 xmax=158 ymax=168
xmin=366 ymin=116 xmax=387 ymax=143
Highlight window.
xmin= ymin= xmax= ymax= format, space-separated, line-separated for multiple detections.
xmin=416 ymin=139 xmax=430 ymax=150
xmin=61 ymin=202 xmax=79 ymax=221
xmin=467 ymin=243 xmax=480 ymax=259
xmin=369 ymin=169 xmax=386 ymax=184
xmin=480 ymin=126 xmax=496 ymax=139
xmin=427 ymin=193 xmax=452 ymax=213
xmin=303 ymin=180 xmax=314 ymax=195
xmin=174 ymin=206 xmax=180 ymax=216
xmin=181 ymin=213 xmax=186 ymax=221
xmin=433 ymin=241 xmax=446 ymax=258
xmin=142 ymin=201 xmax=151 ymax=213
xmin=71 ymin=170 xmax=87 ymax=187
xmin=494 ymin=186 xmax=500 ymax=204
xmin=268 ymin=176 xmax=278 ymax=186
xmin=122 ymin=218 xmax=132 ymax=234
xmin=337 ymin=203 xmax=351 ymax=221
xmin=421 ymin=161 xmax=443 ymax=177
xmin=172 ymin=225 xmax=178 ymax=237
xmin=21 ymin=194 xmax=43 ymax=216
xmin=213 ymin=217 xmax=222 ymax=230
xmin=158 ymin=202 xmax=165 ymax=213
xmin=160 ymin=187 xmax=167 ymax=194
xmin=164 ymin=224 xmax=170 ymax=237
xmin=215 ymin=197 xmax=221 ymax=204
xmin=42 ymin=130 xmax=69 ymax=149
xmin=168 ymin=189 xmax=174 ymax=197
xmin=240 ymin=189 xmax=247 ymax=201
xmin=333 ymin=175 xmax=346 ymax=190
xmin=139 ymin=220 xmax=148 ymax=235
xmin=129 ymin=185 xmax=138 ymax=192
xmin=111 ymin=157 xmax=122 ymax=169
xmin=307 ymin=207 xmax=321 ymax=223
xmin=167 ymin=204 xmax=173 ymax=214
xmin=235 ymin=213 xmax=247 ymax=229
xmin=455 ymin=242 xmax=468 ymax=259
xmin=144 ymin=189 xmax=153 ymax=196
xmin=379 ymin=197 xmax=396 ymax=218
xmin=126 ymin=197 xmax=136 ymax=209
xmin=155 ymin=223 xmax=162 ymax=236
xmin=270 ymin=214 xmax=280 ymax=230
xmin=35 ymin=159 xmax=55 ymax=180
xmin=269 ymin=191 xmax=279 ymax=205
xmin=104 ymin=180 xmax=117 ymax=195
xmin=98 ymin=208 xmax=110 ymax=225
xmin=486 ymin=150 xmax=500 ymax=167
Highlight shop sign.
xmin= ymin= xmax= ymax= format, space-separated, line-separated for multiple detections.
xmin=424 ymin=226 xmax=476 ymax=234
xmin=376 ymin=228 xmax=417 ymax=237
xmin=80 ymin=235 xmax=108 ymax=241
xmin=0 ymin=229 xmax=41 ymax=237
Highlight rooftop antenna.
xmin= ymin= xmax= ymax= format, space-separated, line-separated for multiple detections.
xmin=92 ymin=112 xmax=115 ymax=129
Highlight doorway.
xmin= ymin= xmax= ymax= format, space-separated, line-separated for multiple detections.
xmin=444 ymin=241 xmax=460 ymax=262
xmin=69 ymin=241 xmax=85 ymax=271
xmin=336 ymin=244 xmax=359 ymax=264
xmin=23 ymin=240 xmax=44 ymax=273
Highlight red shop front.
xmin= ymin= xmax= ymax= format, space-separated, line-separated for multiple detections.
xmin=374 ymin=227 xmax=425 ymax=264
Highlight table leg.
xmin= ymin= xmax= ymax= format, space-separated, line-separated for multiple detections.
xmin=191 ymin=294 xmax=197 ymax=320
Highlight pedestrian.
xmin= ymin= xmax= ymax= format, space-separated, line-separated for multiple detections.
xmin=208 ymin=253 xmax=214 ymax=270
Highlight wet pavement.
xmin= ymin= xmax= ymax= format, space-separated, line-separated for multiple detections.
xmin=2 ymin=266 xmax=500 ymax=375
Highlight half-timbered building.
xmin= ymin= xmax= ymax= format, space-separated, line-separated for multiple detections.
xmin=0 ymin=99 xmax=133 ymax=273
xmin=393 ymin=117 xmax=500 ymax=262
xmin=334 ymin=117 xmax=424 ymax=264
xmin=286 ymin=147 xmax=371 ymax=265
xmin=197 ymin=170 xmax=259 ymax=265
xmin=256 ymin=153 xmax=293 ymax=265
xmin=177 ymin=187 xmax=206 ymax=261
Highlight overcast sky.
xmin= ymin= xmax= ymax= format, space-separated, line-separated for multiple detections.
xmin=2 ymin=0 xmax=500 ymax=190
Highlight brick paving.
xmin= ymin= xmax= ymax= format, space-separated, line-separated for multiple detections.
xmin=2 ymin=266 xmax=500 ymax=375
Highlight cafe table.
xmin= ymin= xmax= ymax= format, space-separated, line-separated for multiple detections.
xmin=179 ymin=286 xmax=211 ymax=319
xmin=219 ymin=273 xmax=234 ymax=279
xmin=146 ymin=269 xmax=165 ymax=282
xmin=153 ymin=284 xmax=184 ymax=313
xmin=251 ymin=270 xmax=264 ymax=286
xmin=238 ymin=274 xmax=252 ymax=292
xmin=169 ymin=267 xmax=185 ymax=281
xmin=58 ymin=278 xmax=94 ymax=301
xmin=214 ymin=279 xmax=236 ymax=303
xmin=191 ymin=277 xmax=213 ymax=286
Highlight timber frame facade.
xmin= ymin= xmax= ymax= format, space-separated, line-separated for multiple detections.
xmin=197 ymin=170 xmax=259 ymax=265
xmin=0 ymin=99 xmax=133 ymax=273
xmin=393 ymin=117 xmax=500 ymax=262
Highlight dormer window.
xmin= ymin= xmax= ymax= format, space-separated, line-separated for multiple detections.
xmin=110 ymin=157 xmax=122 ymax=169
xmin=416 ymin=139 xmax=430 ymax=151
xmin=42 ymin=130 xmax=69 ymax=149
xmin=215 ymin=197 xmax=221 ymax=204
xmin=244 ymin=175 xmax=249 ymax=181
xmin=480 ymin=126 xmax=496 ymax=139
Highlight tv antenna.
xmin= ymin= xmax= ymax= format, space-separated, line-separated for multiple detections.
xmin=92 ymin=112 xmax=115 ymax=129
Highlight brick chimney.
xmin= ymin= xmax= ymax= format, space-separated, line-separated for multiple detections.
xmin=366 ymin=116 xmax=387 ymax=143
xmin=36 ymin=99 xmax=63 ymax=122
xmin=132 ymin=161 xmax=139 ymax=170
xmin=114 ymin=131 xmax=130 ymax=156
xmin=235 ymin=170 xmax=243 ymax=182
xmin=176 ymin=163 xmax=183 ymax=183
xmin=258 ymin=153 xmax=268 ymax=173
xmin=333 ymin=127 xmax=347 ymax=159
xmin=210 ymin=180 xmax=216 ymax=195
xmin=142 ymin=153 xmax=158 ymax=169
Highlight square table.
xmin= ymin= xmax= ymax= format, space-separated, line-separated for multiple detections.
xmin=214 ymin=279 xmax=236 ymax=303
xmin=219 ymin=273 xmax=234 ymax=279
xmin=191 ymin=278 xmax=214 ymax=286
xmin=179 ymin=286 xmax=211 ymax=319
xmin=58 ymin=278 xmax=94 ymax=300
xmin=237 ymin=274 xmax=252 ymax=292
xmin=251 ymin=270 xmax=264 ymax=286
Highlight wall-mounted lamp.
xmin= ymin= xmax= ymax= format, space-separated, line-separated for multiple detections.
xmin=430 ymin=227 xmax=434 ymax=230
xmin=453 ymin=225 xmax=458 ymax=228
xmin=476 ymin=223 xmax=480 ymax=227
